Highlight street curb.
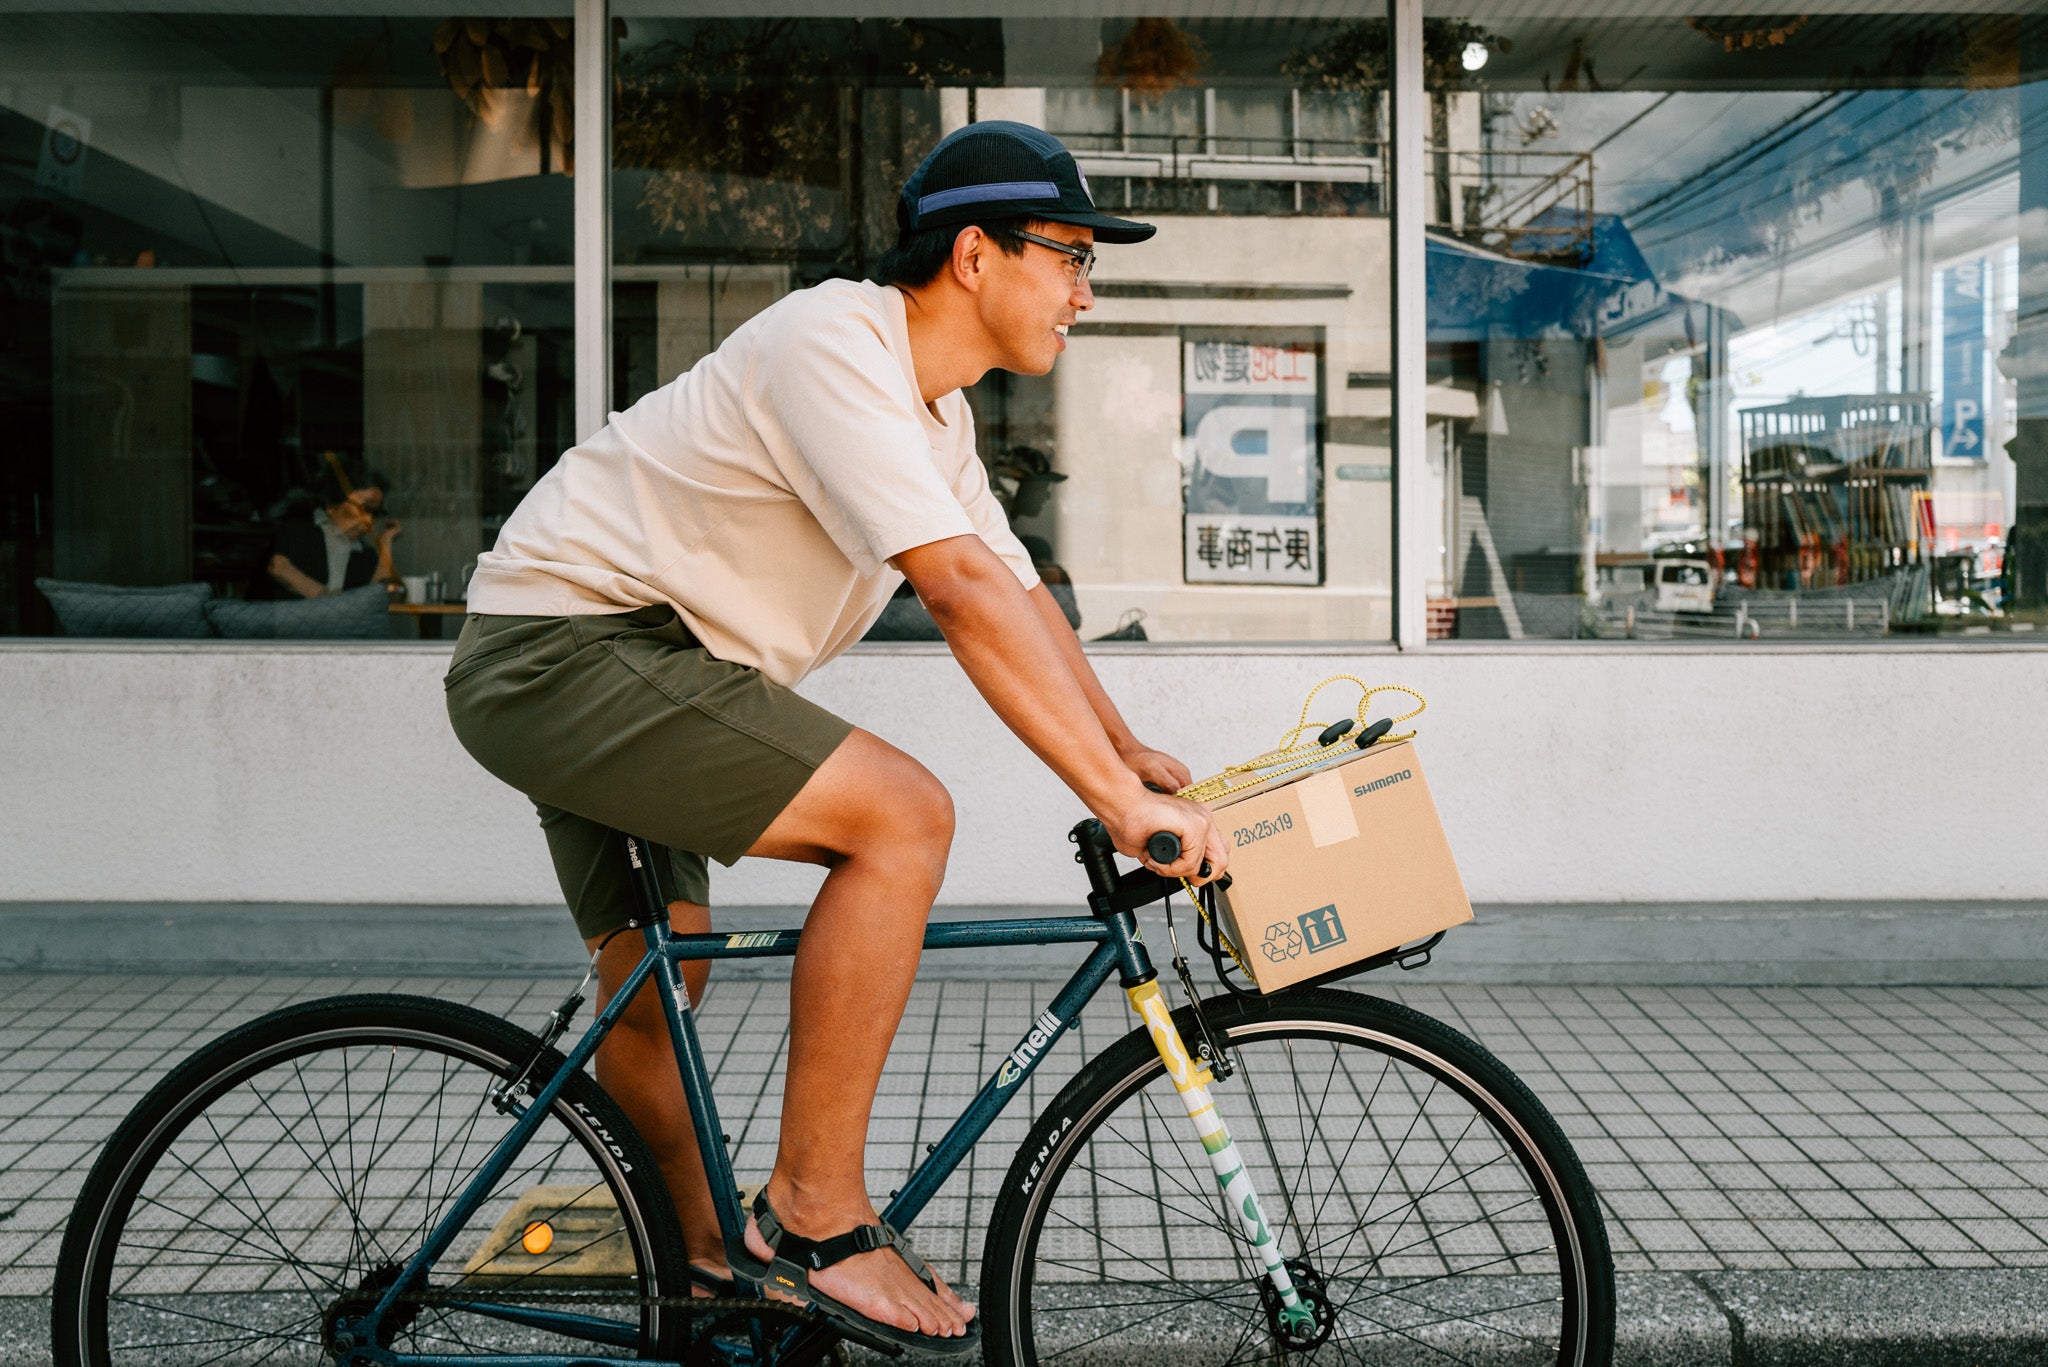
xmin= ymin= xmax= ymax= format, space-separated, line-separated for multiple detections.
xmin=6 ymin=1270 xmax=2046 ymax=1365
xmin=4 ymin=901 xmax=2047 ymax=986
xmin=1700 ymin=1268 xmax=2048 ymax=1366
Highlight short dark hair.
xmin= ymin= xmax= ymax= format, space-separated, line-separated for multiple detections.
xmin=869 ymin=218 xmax=1032 ymax=289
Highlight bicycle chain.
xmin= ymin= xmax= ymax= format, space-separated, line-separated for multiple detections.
xmin=384 ymin=1286 xmax=820 ymax=1321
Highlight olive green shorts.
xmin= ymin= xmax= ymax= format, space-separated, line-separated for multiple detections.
xmin=443 ymin=603 xmax=853 ymax=939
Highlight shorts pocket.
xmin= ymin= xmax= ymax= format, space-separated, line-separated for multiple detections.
xmin=443 ymin=641 xmax=524 ymax=689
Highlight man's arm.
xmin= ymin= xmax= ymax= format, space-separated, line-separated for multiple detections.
xmin=894 ymin=535 xmax=1225 ymax=881
xmin=267 ymin=554 xmax=327 ymax=599
xmin=1027 ymin=585 xmax=1192 ymax=794
xmin=372 ymin=519 xmax=403 ymax=586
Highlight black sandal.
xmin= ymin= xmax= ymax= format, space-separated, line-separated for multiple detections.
xmin=727 ymin=1190 xmax=979 ymax=1357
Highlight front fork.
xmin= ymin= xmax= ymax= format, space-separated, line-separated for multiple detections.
xmin=1125 ymin=978 xmax=1317 ymax=1339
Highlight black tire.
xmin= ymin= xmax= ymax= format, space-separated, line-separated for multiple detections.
xmin=51 ymin=993 xmax=690 ymax=1366
xmin=980 ymin=988 xmax=1615 ymax=1367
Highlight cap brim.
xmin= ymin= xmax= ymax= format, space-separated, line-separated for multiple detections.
xmin=1033 ymin=209 xmax=1156 ymax=245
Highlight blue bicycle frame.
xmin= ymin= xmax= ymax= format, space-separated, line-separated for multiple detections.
xmin=345 ymin=826 xmax=1169 ymax=1367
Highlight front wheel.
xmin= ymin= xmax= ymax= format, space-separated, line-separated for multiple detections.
xmin=51 ymin=993 xmax=690 ymax=1366
xmin=980 ymin=987 xmax=1614 ymax=1366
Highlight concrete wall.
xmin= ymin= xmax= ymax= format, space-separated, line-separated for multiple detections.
xmin=2 ymin=641 xmax=2044 ymax=909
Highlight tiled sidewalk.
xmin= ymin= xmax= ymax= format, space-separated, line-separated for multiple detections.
xmin=3 ymin=972 xmax=2046 ymax=1305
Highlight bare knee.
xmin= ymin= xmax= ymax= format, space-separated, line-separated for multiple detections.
xmin=859 ymin=762 xmax=951 ymax=885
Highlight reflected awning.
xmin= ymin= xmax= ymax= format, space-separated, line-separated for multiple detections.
xmin=1427 ymin=215 xmax=1721 ymax=345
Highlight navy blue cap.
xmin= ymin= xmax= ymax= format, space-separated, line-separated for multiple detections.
xmin=897 ymin=121 xmax=1156 ymax=245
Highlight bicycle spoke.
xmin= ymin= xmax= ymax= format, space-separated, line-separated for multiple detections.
xmin=1029 ymin=1251 xmax=1265 ymax=1335
xmin=1279 ymin=1038 xmax=1344 ymax=1244
xmin=1334 ymin=1243 xmax=1551 ymax=1301
xmin=113 ymin=1241 xmax=358 ymax=1276
xmin=192 ymin=1109 xmax=308 ymax=1275
xmin=105 ymin=1302 xmax=326 ymax=1352
xmin=1342 ymin=1287 xmax=1563 ymax=1349
xmin=107 ymin=1294 xmax=325 ymax=1346
xmin=131 ymin=1171 xmax=345 ymax=1292
xmin=1038 ymin=1210 xmax=1264 ymax=1326
xmin=1312 ymin=1075 xmax=1457 ymax=1282
xmin=1064 ymin=1152 xmax=1240 ymax=1245
xmin=1322 ymin=1173 xmax=1534 ymax=1278
xmin=1305 ymin=1048 xmax=1395 ymax=1236
xmin=282 ymin=1052 xmax=388 ymax=1271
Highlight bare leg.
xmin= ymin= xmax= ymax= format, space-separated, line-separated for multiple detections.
xmin=587 ymin=908 xmax=727 ymax=1287
xmin=740 ymin=730 xmax=974 ymax=1339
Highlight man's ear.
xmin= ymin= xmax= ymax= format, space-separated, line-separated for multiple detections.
xmin=950 ymin=226 xmax=987 ymax=293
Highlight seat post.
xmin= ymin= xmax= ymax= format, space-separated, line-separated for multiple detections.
xmin=618 ymin=831 xmax=673 ymax=925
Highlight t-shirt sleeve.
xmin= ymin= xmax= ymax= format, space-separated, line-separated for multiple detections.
xmin=945 ymin=419 xmax=1042 ymax=593
xmin=751 ymin=308 xmax=980 ymax=578
xmin=269 ymin=519 xmax=323 ymax=580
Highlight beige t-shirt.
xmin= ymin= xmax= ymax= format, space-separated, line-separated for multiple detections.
xmin=467 ymin=278 xmax=1038 ymax=687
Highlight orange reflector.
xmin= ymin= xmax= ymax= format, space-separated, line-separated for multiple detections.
xmin=521 ymin=1221 xmax=554 ymax=1255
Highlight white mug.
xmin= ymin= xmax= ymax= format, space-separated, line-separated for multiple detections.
xmin=401 ymin=575 xmax=429 ymax=604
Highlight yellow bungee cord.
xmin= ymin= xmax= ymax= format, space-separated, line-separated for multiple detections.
xmin=1170 ymin=675 xmax=1428 ymax=976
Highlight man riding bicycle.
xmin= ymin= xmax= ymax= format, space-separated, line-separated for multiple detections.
xmin=445 ymin=122 xmax=1229 ymax=1355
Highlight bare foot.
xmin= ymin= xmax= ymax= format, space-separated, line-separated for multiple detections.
xmin=743 ymin=1204 xmax=974 ymax=1338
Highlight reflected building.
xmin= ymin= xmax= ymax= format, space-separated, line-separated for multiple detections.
xmin=1 ymin=10 xmax=2042 ymax=645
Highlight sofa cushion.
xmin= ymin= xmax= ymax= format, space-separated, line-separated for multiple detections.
xmin=35 ymin=578 xmax=212 ymax=639
xmin=205 ymin=584 xmax=391 ymax=640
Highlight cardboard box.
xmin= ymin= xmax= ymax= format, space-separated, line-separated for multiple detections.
xmin=1206 ymin=740 xmax=1472 ymax=992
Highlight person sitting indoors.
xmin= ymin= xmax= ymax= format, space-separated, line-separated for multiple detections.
xmin=268 ymin=482 xmax=402 ymax=599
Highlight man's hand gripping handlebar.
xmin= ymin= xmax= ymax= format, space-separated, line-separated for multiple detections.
xmin=1104 ymin=788 xmax=1227 ymax=886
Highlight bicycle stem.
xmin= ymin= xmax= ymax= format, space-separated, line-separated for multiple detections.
xmin=1125 ymin=978 xmax=1317 ymax=1338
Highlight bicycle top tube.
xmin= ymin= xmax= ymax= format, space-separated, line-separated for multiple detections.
xmin=623 ymin=818 xmax=1188 ymax=966
xmin=659 ymin=915 xmax=1110 ymax=962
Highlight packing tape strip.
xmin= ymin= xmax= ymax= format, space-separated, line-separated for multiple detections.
xmin=1295 ymin=769 xmax=1359 ymax=848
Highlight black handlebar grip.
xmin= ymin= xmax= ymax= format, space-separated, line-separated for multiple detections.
xmin=1147 ymin=832 xmax=1181 ymax=864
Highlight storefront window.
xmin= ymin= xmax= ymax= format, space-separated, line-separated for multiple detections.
xmin=1 ymin=12 xmax=575 ymax=638
xmin=1424 ymin=11 xmax=2042 ymax=641
xmin=609 ymin=12 xmax=1394 ymax=643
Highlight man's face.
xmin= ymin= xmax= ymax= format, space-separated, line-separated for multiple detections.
xmin=977 ymin=222 xmax=1095 ymax=377
xmin=331 ymin=498 xmax=374 ymax=540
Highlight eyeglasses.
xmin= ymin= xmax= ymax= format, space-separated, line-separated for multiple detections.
xmin=1015 ymin=229 xmax=1096 ymax=285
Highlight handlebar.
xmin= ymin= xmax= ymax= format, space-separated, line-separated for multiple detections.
xmin=1071 ymin=819 xmax=1216 ymax=889
xmin=1147 ymin=832 xmax=1215 ymax=881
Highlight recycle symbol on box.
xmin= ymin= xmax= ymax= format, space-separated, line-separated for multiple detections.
xmin=1262 ymin=922 xmax=1304 ymax=962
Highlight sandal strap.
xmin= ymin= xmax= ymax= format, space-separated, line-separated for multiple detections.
xmin=751 ymin=1191 xmax=913 ymax=1275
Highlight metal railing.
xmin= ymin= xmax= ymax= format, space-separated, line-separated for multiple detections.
xmin=1055 ymin=130 xmax=1595 ymax=254
xmin=1436 ymin=147 xmax=1596 ymax=262
xmin=1061 ymin=132 xmax=1386 ymax=216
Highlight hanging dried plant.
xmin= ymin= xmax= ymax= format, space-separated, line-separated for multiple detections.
xmin=614 ymin=20 xmax=979 ymax=260
xmin=1684 ymin=16 xmax=1810 ymax=54
xmin=1281 ymin=19 xmax=1508 ymax=95
xmin=1096 ymin=19 xmax=1206 ymax=105
xmin=1957 ymin=16 xmax=2020 ymax=90
xmin=432 ymin=17 xmax=576 ymax=169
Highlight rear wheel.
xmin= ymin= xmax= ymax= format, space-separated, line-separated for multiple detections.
xmin=51 ymin=993 xmax=690 ymax=1365
xmin=980 ymin=988 xmax=1614 ymax=1366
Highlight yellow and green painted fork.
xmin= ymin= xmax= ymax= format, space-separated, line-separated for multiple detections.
xmin=1127 ymin=978 xmax=1319 ymax=1340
